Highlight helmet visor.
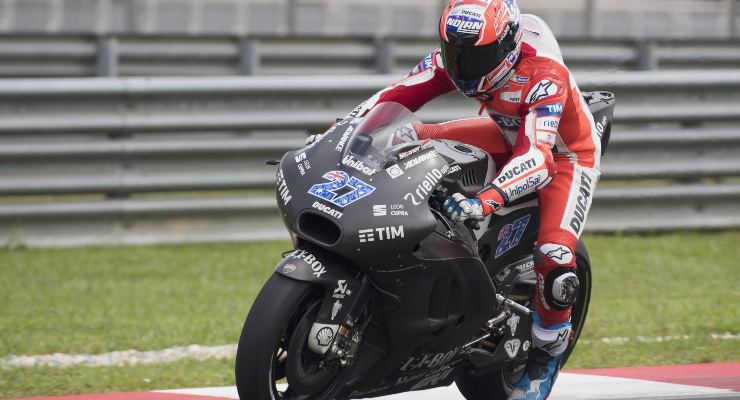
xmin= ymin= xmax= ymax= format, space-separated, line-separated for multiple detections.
xmin=440 ymin=39 xmax=510 ymax=83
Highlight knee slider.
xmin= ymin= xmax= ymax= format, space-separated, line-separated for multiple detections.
xmin=536 ymin=243 xmax=579 ymax=311
xmin=546 ymin=268 xmax=579 ymax=311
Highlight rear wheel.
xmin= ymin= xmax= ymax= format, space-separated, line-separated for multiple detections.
xmin=456 ymin=244 xmax=592 ymax=399
xmin=235 ymin=273 xmax=346 ymax=400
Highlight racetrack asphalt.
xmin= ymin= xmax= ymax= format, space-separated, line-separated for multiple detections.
xmin=13 ymin=362 xmax=740 ymax=400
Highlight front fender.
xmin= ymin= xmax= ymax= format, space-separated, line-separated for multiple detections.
xmin=276 ymin=243 xmax=362 ymax=327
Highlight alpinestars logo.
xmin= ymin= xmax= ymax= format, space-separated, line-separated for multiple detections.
xmin=527 ymin=80 xmax=558 ymax=103
xmin=333 ymin=280 xmax=351 ymax=299
xmin=542 ymin=330 xmax=569 ymax=353
xmin=540 ymin=243 xmax=574 ymax=265
xmin=547 ymin=247 xmax=570 ymax=261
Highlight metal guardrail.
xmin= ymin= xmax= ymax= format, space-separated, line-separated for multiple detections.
xmin=1 ymin=71 xmax=739 ymax=247
xmin=1 ymin=34 xmax=740 ymax=78
xmin=0 ymin=0 xmax=736 ymax=39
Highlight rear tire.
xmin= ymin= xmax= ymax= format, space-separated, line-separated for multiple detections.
xmin=235 ymin=273 xmax=337 ymax=400
xmin=456 ymin=243 xmax=592 ymax=400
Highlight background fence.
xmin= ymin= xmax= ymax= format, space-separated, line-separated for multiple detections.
xmin=3 ymin=34 xmax=740 ymax=78
xmin=1 ymin=0 xmax=739 ymax=247
xmin=1 ymin=71 xmax=739 ymax=247
xmin=0 ymin=0 xmax=737 ymax=38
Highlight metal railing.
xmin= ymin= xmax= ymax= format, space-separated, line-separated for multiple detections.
xmin=0 ymin=0 xmax=736 ymax=38
xmin=1 ymin=34 xmax=740 ymax=78
xmin=1 ymin=71 xmax=739 ymax=247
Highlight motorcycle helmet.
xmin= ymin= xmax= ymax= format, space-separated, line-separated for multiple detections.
xmin=439 ymin=0 xmax=523 ymax=97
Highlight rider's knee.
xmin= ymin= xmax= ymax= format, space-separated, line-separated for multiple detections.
xmin=535 ymin=243 xmax=579 ymax=312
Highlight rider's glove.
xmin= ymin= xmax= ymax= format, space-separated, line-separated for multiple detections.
xmin=443 ymin=193 xmax=485 ymax=222
xmin=443 ymin=185 xmax=508 ymax=222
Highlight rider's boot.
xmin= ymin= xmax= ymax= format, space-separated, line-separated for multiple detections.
xmin=508 ymin=313 xmax=571 ymax=400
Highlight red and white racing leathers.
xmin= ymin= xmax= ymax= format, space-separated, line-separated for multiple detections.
xmin=352 ymin=15 xmax=601 ymax=327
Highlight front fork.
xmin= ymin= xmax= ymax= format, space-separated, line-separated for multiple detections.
xmin=308 ymin=275 xmax=372 ymax=367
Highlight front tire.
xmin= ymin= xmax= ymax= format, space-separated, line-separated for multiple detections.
xmin=456 ymin=243 xmax=592 ymax=399
xmin=235 ymin=273 xmax=340 ymax=400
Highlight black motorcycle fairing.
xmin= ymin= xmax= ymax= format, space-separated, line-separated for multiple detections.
xmin=275 ymin=243 xmax=362 ymax=326
xmin=479 ymin=198 xmax=540 ymax=278
xmin=583 ymin=91 xmax=615 ymax=155
xmin=433 ymin=140 xmax=492 ymax=198
xmin=344 ymin=259 xmax=496 ymax=397
xmin=337 ymin=217 xmax=499 ymax=397
xmin=278 ymin=121 xmax=455 ymax=269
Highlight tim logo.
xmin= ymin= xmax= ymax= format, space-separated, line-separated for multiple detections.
xmin=408 ymin=52 xmax=435 ymax=77
xmin=358 ymin=226 xmax=405 ymax=243
xmin=495 ymin=214 xmax=531 ymax=259
xmin=536 ymin=103 xmax=563 ymax=117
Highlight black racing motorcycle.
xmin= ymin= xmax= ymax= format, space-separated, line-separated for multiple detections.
xmin=236 ymin=94 xmax=615 ymax=400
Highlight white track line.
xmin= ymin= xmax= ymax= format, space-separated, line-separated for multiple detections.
xmin=579 ymin=332 xmax=740 ymax=345
xmin=161 ymin=377 xmax=740 ymax=400
xmin=2 ymin=333 xmax=738 ymax=369
xmin=0 ymin=344 xmax=237 ymax=369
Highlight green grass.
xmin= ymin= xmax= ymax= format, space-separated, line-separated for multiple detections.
xmin=0 ymin=359 xmax=235 ymax=399
xmin=0 ymin=242 xmax=286 ymax=356
xmin=1 ymin=232 xmax=739 ymax=397
xmin=571 ymin=232 xmax=740 ymax=368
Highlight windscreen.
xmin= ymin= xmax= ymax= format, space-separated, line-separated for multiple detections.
xmin=344 ymin=102 xmax=421 ymax=170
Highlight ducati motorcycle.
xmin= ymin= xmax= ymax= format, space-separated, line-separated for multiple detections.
xmin=236 ymin=93 xmax=615 ymax=400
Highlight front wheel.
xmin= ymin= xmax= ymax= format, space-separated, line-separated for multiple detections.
xmin=456 ymin=243 xmax=592 ymax=399
xmin=235 ymin=273 xmax=346 ymax=400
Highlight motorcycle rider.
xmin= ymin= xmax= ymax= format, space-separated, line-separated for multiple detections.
xmin=313 ymin=0 xmax=601 ymax=398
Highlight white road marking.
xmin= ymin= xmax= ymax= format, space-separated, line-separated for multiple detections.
xmin=2 ymin=333 xmax=738 ymax=369
xmin=0 ymin=344 xmax=237 ymax=369
xmin=161 ymin=377 xmax=738 ymax=400
xmin=579 ymin=332 xmax=740 ymax=345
